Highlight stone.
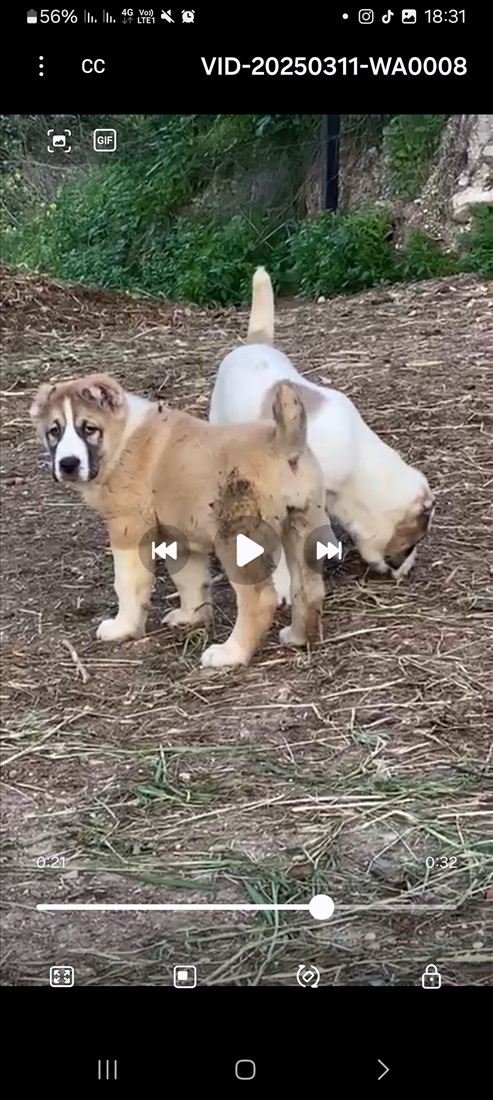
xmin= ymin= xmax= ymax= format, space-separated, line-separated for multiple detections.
xmin=452 ymin=186 xmax=493 ymax=223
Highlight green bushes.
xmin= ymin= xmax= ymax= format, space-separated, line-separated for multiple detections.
xmin=382 ymin=114 xmax=448 ymax=199
xmin=458 ymin=205 xmax=493 ymax=277
xmin=282 ymin=209 xmax=395 ymax=297
xmin=394 ymin=231 xmax=457 ymax=280
xmin=6 ymin=196 xmax=493 ymax=304
xmin=139 ymin=214 xmax=289 ymax=305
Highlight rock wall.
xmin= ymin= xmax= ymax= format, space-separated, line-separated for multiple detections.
xmin=450 ymin=115 xmax=493 ymax=223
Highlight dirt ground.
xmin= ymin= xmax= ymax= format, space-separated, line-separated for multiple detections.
xmin=1 ymin=266 xmax=492 ymax=987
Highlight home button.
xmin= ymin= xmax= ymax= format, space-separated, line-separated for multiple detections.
xmin=235 ymin=1059 xmax=256 ymax=1080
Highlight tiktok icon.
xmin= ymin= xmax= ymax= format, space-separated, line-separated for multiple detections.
xmin=382 ymin=9 xmax=394 ymax=20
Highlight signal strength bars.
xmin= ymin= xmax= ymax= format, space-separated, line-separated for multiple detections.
xmin=103 ymin=10 xmax=115 ymax=20
xmin=84 ymin=10 xmax=98 ymax=21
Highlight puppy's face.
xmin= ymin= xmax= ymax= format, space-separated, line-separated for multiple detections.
xmin=30 ymin=374 xmax=126 ymax=485
xmin=383 ymin=491 xmax=435 ymax=574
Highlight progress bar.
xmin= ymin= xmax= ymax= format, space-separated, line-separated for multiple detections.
xmin=36 ymin=898 xmax=457 ymax=915
xmin=37 ymin=895 xmax=335 ymax=919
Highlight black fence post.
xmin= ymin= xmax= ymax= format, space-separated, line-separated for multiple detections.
xmin=322 ymin=114 xmax=341 ymax=212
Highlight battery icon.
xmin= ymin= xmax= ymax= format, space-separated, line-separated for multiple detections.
xmin=27 ymin=9 xmax=38 ymax=21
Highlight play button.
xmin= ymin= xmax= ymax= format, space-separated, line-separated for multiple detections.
xmin=236 ymin=533 xmax=264 ymax=568
xmin=213 ymin=516 xmax=282 ymax=586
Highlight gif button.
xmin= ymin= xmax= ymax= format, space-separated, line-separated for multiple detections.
xmin=93 ymin=128 xmax=117 ymax=152
xmin=235 ymin=1060 xmax=256 ymax=1080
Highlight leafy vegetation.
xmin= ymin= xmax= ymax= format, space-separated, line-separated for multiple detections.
xmin=458 ymin=204 xmax=493 ymax=277
xmin=1 ymin=113 xmax=490 ymax=305
xmin=281 ymin=209 xmax=395 ymax=298
xmin=382 ymin=114 xmax=448 ymax=199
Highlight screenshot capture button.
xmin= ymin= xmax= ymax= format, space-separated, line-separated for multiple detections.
xmin=235 ymin=1060 xmax=256 ymax=1081
xmin=47 ymin=129 xmax=72 ymax=154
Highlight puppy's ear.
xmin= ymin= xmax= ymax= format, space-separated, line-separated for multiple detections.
xmin=30 ymin=383 xmax=55 ymax=421
xmin=78 ymin=375 xmax=125 ymax=413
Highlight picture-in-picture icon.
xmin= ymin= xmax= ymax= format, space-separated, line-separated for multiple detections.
xmin=173 ymin=965 xmax=197 ymax=987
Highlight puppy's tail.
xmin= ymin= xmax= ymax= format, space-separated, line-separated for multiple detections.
xmin=271 ymin=382 xmax=307 ymax=463
xmin=246 ymin=266 xmax=274 ymax=345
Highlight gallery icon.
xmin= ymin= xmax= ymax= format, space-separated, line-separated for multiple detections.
xmin=358 ymin=8 xmax=374 ymax=22
xmin=401 ymin=8 xmax=417 ymax=21
xmin=173 ymin=965 xmax=197 ymax=988
xmin=296 ymin=964 xmax=320 ymax=988
xmin=50 ymin=965 xmax=74 ymax=987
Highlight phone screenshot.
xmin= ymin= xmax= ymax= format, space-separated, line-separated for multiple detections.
xmin=1 ymin=2 xmax=491 ymax=1088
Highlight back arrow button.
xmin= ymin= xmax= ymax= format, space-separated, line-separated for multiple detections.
xmin=378 ymin=1060 xmax=389 ymax=1081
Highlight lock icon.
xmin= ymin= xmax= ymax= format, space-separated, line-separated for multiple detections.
xmin=421 ymin=964 xmax=441 ymax=989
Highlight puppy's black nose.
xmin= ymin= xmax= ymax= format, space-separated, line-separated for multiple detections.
xmin=59 ymin=456 xmax=81 ymax=474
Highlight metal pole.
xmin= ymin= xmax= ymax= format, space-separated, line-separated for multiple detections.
xmin=323 ymin=114 xmax=340 ymax=211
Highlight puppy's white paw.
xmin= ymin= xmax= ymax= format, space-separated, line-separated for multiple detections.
xmin=201 ymin=640 xmax=247 ymax=669
xmin=97 ymin=617 xmax=142 ymax=642
xmin=163 ymin=608 xmax=206 ymax=628
xmin=391 ymin=546 xmax=418 ymax=580
xmin=279 ymin=624 xmax=306 ymax=647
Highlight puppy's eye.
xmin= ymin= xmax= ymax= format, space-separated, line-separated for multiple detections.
xmin=47 ymin=422 xmax=61 ymax=441
xmin=82 ymin=422 xmax=100 ymax=439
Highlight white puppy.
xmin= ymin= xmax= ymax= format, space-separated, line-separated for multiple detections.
xmin=210 ymin=267 xmax=435 ymax=600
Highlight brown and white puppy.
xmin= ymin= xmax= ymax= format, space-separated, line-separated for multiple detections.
xmin=30 ymin=373 xmax=326 ymax=668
